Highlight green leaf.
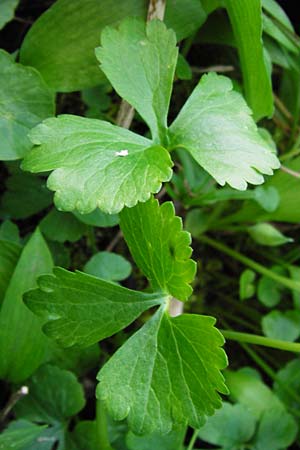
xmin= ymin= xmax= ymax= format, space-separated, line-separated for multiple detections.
xmin=120 ymin=197 xmax=196 ymax=301
xmin=262 ymin=310 xmax=300 ymax=342
xmin=15 ymin=364 xmax=85 ymax=423
xmin=73 ymin=209 xmax=119 ymax=227
xmin=176 ymin=53 xmax=192 ymax=81
xmin=228 ymin=156 xmax=300 ymax=223
xmin=198 ymin=402 xmax=256 ymax=449
xmin=169 ymin=73 xmax=279 ymax=191
xmin=40 ymin=209 xmax=87 ymax=243
xmin=71 ymin=421 xmax=99 ymax=450
xmin=253 ymin=186 xmax=280 ymax=212
xmin=0 ymin=239 xmax=21 ymax=304
xmin=0 ymin=220 xmax=19 ymax=243
xmin=248 ymin=223 xmax=293 ymax=246
xmin=24 ymin=267 xmax=165 ymax=348
xmin=19 ymin=0 xmax=147 ymax=92
xmin=46 ymin=342 xmax=100 ymax=376
xmin=252 ymin=406 xmax=298 ymax=450
xmin=22 ymin=115 xmax=173 ymax=214
xmin=19 ymin=0 xmax=206 ymax=93
xmin=0 ymin=420 xmax=46 ymax=450
xmin=0 ymin=0 xmax=19 ymax=30
xmin=82 ymin=83 xmax=112 ymax=119
xmin=263 ymin=15 xmax=299 ymax=54
xmin=225 ymin=364 xmax=296 ymax=450
xmin=239 ymin=269 xmax=256 ymax=301
xmin=225 ymin=368 xmax=283 ymax=420
xmin=126 ymin=425 xmax=186 ymax=450
xmin=223 ymin=0 xmax=273 ymax=120
xmin=262 ymin=0 xmax=294 ymax=32
xmin=0 ymin=171 xmax=53 ymax=219
xmin=0 ymin=50 xmax=54 ymax=161
xmin=274 ymin=359 xmax=300 ymax=412
xmin=257 ymin=265 xmax=285 ymax=308
xmin=0 ymin=228 xmax=53 ymax=382
xmin=97 ymin=307 xmax=228 ymax=434
xmin=96 ymin=18 xmax=178 ymax=143
xmin=185 ymin=209 xmax=209 ymax=237
xmin=164 ymin=0 xmax=207 ymax=41
xmin=84 ymin=251 xmax=131 ymax=281
xmin=20 ymin=424 xmax=64 ymax=450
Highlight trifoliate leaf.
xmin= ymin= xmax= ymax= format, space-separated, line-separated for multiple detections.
xmin=120 ymin=197 xmax=196 ymax=301
xmin=96 ymin=18 xmax=178 ymax=143
xmin=24 ymin=267 xmax=166 ymax=347
xmin=84 ymin=251 xmax=131 ymax=281
xmin=248 ymin=223 xmax=293 ymax=246
xmin=0 ymin=0 xmax=19 ymax=30
xmin=22 ymin=115 xmax=173 ymax=214
xmin=0 ymin=420 xmax=46 ymax=450
xmin=15 ymin=364 xmax=85 ymax=423
xmin=262 ymin=310 xmax=300 ymax=342
xmin=0 ymin=229 xmax=53 ymax=383
xmin=169 ymin=73 xmax=280 ymax=190
xmin=0 ymin=50 xmax=54 ymax=160
xmin=40 ymin=209 xmax=87 ymax=243
xmin=97 ymin=307 xmax=228 ymax=434
xmin=198 ymin=402 xmax=256 ymax=449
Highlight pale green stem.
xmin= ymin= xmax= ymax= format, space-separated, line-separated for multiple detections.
xmin=96 ymin=399 xmax=114 ymax=450
xmin=186 ymin=428 xmax=199 ymax=450
xmin=221 ymin=329 xmax=300 ymax=353
xmin=199 ymin=235 xmax=300 ymax=292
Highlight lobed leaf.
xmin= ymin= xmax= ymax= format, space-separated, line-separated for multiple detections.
xmin=120 ymin=197 xmax=196 ymax=301
xmin=169 ymin=73 xmax=280 ymax=191
xmin=96 ymin=18 xmax=178 ymax=143
xmin=24 ymin=267 xmax=166 ymax=348
xmin=15 ymin=364 xmax=85 ymax=424
xmin=22 ymin=115 xmax=173 ymax=214
xmin=0 ymin=420 xmax=46 ymax=450
xmin=97 ymin=307 xmax=228 ymax=434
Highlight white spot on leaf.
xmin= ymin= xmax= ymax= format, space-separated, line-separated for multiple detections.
xmin=115 ymin=150 xmax=129 ymax=157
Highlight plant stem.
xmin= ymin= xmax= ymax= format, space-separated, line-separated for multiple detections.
xmin=186 ymin=428 xmax=199 ymax=450
xmin=0 ymin=386 xmax=29 ymax=423
xmin=221 ymin=329 xmax=300 ymax=353
xmin=199 ymin=234 xmax=300 ymax=292
xmin=96 ymin=399 xmax=114 ymax=450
